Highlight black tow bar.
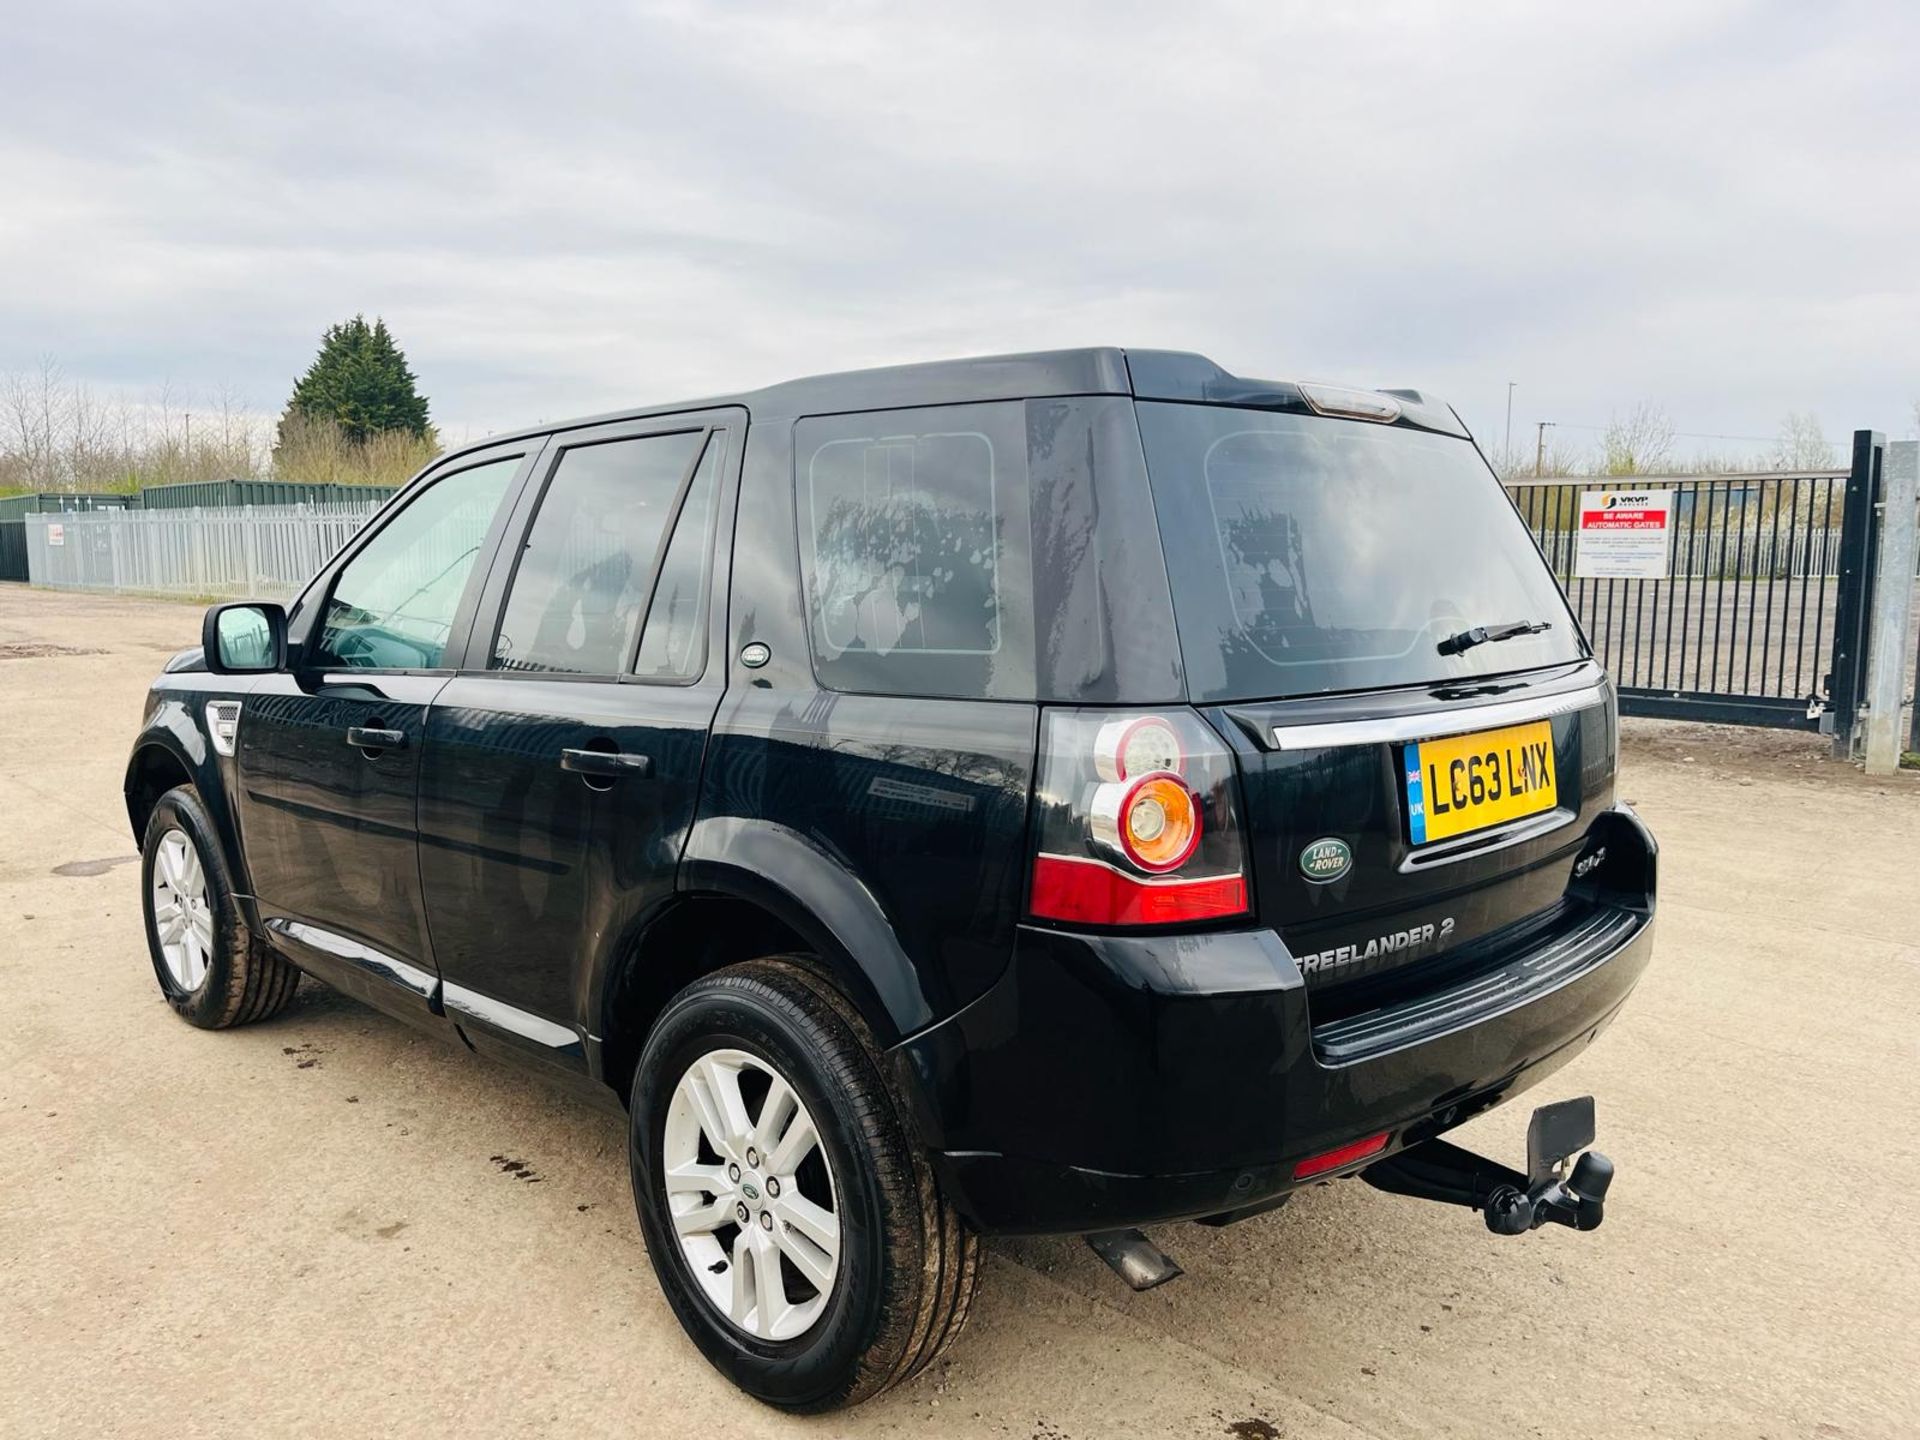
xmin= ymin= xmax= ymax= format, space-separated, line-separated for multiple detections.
xmin=1362 ymin=1096 xmax=1614 ymax=1236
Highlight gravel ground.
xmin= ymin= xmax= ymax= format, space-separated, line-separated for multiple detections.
xmin=3 ymin=583 xmax=1916 ymax=1440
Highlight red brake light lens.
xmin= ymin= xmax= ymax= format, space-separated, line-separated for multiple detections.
xmin=1030 ymin=709 xmax=1249 ymax=927
xmin=1031 ymin=856 xmax=1248 ymax=927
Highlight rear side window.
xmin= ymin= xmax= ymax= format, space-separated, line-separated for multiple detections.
xmin=792 ymin=399 xmax=1183 ymax=703
xmin=797 ymin=403 xmax=1034 ymax=700
xmin=491 ymin=430 xmax=707 ymax=675
xmin=1137 ymin=403 xmax=1582 ymax=701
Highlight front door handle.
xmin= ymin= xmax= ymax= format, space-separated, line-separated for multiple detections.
xmin=347 ymin=726 xmax=407 ymax=751
xmin=560 ymin=748 xmax=652 ymax=779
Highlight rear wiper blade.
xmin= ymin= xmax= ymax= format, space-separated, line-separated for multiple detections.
xmin=1437 ymin=619 xmax=1553 ymax=657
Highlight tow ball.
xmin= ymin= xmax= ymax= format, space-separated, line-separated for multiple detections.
xmin=1362 ymin=1095 xmax=1614 ymax=1235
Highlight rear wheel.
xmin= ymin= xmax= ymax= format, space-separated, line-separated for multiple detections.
xmin=630 ymin=958 xmax=977 ymax=1412
xmin=140 ymin=785 xmax=299 ymax=1029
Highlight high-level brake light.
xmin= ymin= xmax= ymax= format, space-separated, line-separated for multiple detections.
xmin=1298 ymin=381 xmax=1402 ymax=425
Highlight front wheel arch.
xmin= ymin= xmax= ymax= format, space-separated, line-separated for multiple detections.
xmin=125 ymin=741 xmax=195 ymax=843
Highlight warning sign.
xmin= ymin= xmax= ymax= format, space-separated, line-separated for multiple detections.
xmin=46 ymin=523 xmax=64 ymax=548
xmin=1574 ymin=490 xmax=1672 ymax=580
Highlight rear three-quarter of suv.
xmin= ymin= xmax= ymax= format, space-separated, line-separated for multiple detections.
xmin=125 ymin=348 xmax=1655 ymax=1411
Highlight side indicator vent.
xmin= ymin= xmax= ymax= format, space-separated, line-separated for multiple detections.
xmin=205 ymin=700 xmax=242 ymax=757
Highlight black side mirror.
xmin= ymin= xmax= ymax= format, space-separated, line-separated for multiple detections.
xmin=203 ymin=601 xmax=288 ymax=675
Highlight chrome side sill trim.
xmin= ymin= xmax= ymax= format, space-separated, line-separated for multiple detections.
xmin=1271 ymin=681 xmax=1609 ymax=751
xmin=264 ymin=918 xmax=436 ymax=999
xmin=442 ymin=982 xmax=582 ymax=1052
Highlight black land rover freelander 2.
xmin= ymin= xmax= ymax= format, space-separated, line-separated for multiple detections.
xmin=127 ymin=349 xmax=1656 ymax=1411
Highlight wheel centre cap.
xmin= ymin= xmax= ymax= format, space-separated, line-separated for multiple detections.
xmin=740 ymin=1180 xmax=760 ymax=1201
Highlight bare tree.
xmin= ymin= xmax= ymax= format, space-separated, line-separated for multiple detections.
xmin=1769 ymin=411 xmax=1835 ymax=471
xmin=0 ymin=356 xmax=69 ymax=490
xmin=1599 ymin=402 xmax=1675 ymax=476
xmin=0 ymin=359 xmax=274 ymax=495
xmin=271 ymin=410 xmax=438 ymax=487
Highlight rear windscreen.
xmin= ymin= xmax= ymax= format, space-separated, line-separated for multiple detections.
xmin=1137 ymin=403 xmax=1582 ymax=702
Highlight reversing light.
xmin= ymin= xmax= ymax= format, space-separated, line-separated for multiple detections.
xmin=1293 ymin=1131 xmax=1391 ymax=1180
xmin=1093 ymin=714 xmax=1184 ymax=782
xmin=1090 ymin=771 xmax=1201 ymax=874
xmin=1298 ymin=381 xmax=1402 ymax=425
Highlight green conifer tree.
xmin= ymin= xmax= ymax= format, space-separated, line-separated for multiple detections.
xmin=275 ymin=316 xmax=432 ymax=452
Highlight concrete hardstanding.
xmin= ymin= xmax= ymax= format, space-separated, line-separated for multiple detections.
xmin=2 ymin=584 xmax=1916 ymax=1439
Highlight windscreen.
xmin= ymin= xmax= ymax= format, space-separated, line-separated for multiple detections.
xmin=1137 ymin=403 xmax=1582 ymax=701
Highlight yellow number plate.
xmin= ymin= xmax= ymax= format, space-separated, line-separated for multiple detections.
xmin=1405 ymin=720 xmax=1557 ymax=845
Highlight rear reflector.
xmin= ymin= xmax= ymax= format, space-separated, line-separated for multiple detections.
xmin=1293 ymin=1131 xmax=1391 ymax=1180
xmin=1030 ymin=854 xmax=1248 ymax=927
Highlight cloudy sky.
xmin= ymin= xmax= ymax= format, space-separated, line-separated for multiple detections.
xmin=3 ymin=0 xmax=1915 ymax=459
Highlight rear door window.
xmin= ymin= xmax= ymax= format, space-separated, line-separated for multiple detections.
xmin=490 ymin=430 xmax=708 ymax=675
xmin=1137 ymin=403 xmax=1582 ymax=701
xmin=633 ymin=434 xmax=724 ymax=681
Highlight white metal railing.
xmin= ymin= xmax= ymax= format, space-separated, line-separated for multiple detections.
xmin=22 ymin=501 xmax=385 ymax=600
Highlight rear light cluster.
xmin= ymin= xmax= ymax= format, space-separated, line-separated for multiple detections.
xmin=1029 ymin=709 xmax=1250 ymax=927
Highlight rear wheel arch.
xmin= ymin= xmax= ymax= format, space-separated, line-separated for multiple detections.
xmin=597 ymin=888 xmax=905 ymax=1108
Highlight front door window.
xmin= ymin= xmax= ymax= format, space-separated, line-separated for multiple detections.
xmin=314 ymin=456 xmax=520 ymax=669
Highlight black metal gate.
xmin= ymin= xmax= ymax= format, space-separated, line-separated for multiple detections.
xmin=1505 ymin=430 xmax=1886 ymax=732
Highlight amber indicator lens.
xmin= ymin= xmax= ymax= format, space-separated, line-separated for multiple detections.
xmin=1090 ymin=771 xmax=1201 ymax=874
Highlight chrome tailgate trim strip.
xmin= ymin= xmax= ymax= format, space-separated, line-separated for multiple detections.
xmin=1271 ymin=681 xmax=1610 ymax=751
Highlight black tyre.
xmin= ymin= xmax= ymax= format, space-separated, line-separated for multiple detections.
xmin=140 ymin=785 xmax=299 ymax=1029
xmin=630 ymin=957 xmax=978 ymax=1412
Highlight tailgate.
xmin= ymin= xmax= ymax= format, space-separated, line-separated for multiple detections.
xmin=1209 ymin=668 xmax=1617 ymax=1002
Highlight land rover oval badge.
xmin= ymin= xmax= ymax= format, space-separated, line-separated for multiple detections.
xmin=1300 ymin=837 xmax=1353 ymax=884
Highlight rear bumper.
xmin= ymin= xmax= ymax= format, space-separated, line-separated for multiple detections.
xmin=889 ymin=806 xmax=1656 ymax=1235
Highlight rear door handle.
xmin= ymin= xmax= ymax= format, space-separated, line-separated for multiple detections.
xmin=346 ymin=726 xmax=408 ymax=751
xmin=560 ymin=748 xmax=652 ymax=779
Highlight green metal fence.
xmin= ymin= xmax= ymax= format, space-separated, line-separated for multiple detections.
xmin=0 ymin=492 xmax=133 ymax=581
xmin=134 ymin=479 xmax=399 ymax=510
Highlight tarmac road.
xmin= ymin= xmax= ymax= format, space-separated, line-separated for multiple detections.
xmin=3 ymin=584 xmax=1916 ymax=1439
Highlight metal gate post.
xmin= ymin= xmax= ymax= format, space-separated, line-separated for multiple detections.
xmin=1828 ymin=430 xmax=1885 ymax=758
xmin=1864 ymin=441 xmax=1917 ymax=774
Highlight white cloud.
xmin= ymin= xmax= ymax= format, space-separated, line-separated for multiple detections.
xmin=2 ymin=0 xmax=1915 ymax=453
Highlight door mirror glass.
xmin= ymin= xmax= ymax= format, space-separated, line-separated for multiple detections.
xmin=203 ymin=602 xmax=287 ymax=674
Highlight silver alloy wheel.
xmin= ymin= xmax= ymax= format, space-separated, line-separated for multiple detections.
xmin=151 ymin=828 xmax=214 ymax=992
xmin=663 ymin=1047 xmax=841 ymax=1341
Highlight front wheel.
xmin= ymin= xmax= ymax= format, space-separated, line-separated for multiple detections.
xmin=140 ymin=785 xmax=299 ymax=1029
xmin=630 ymin=959 xmax=977 ymax=1412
